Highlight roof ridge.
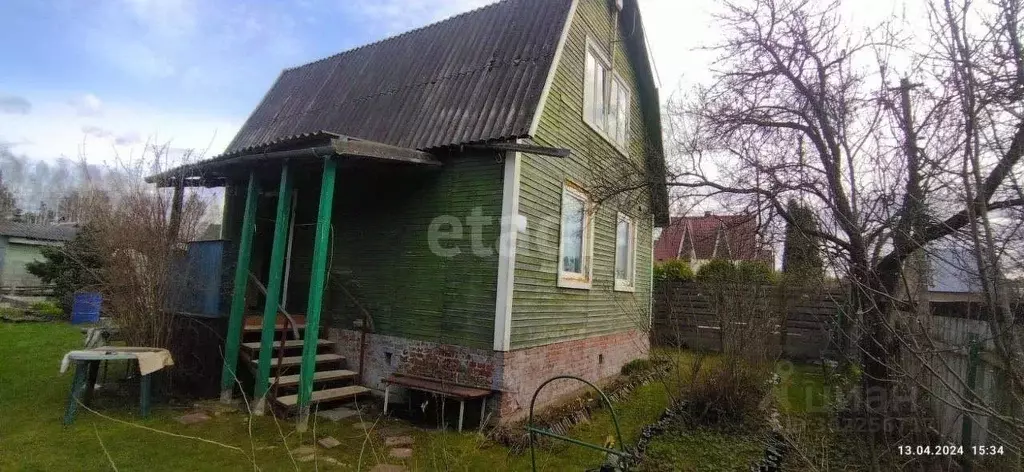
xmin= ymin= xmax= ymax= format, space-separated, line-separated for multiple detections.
xmin=283 ymin=0 xmax=511 ymax=73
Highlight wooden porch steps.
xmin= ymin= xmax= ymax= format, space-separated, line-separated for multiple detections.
xmin=244 ymin=324 xmax=306 ymax=334
xmin=242 ymin=339 xmax=331 ymax=350
xmin=276 ymin=385 xmax=371 ymax=407
xmin=272 ymin=369 xmax=357 ymax=387
xmin=254 ymin=353 xmax=343 ymax=368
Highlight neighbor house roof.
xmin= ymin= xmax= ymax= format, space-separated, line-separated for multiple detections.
xmin=226 ymin=0 xmax=573 ymax=153
xmin=654 ymin=213 xmax=762 ymax=262
xmin=928 ymin=246 xmax=983 ymax=293
xmin=0 ymin=221 xmax=78 ymax=242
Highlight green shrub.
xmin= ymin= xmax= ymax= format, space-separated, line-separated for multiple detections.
xmin=30 ymin=300 xmax=64 ymax=318
xmin=685 ymin=356 xmax=773 ymax=426
xmin=696 ymin=259 xmax=776 ymax=285
xmin=736 ymin=260 xmax=776 ymax=284
xmin=695 ymin=259 xmax=738 ymax=283
xmin=654 ymin=259 xmax=695 ymax=282
xmin=621 ymin=358 xmax=656 ymax=376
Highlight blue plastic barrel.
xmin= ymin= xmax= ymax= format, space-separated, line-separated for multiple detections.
xmin=71 ymin=292 xmax=102 ymax=324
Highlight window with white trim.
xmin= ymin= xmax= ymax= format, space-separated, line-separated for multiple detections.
xmin=583 ymin=40 xmax=630 ymax=149
xmin=614 ymin=213 xmax=636 ymax=291
xmin=558 ymin=182 xmax=593 ymax=289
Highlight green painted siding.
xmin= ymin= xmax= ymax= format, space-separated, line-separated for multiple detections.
xmin=510 ymin=0 xmax=655 ymax=349
xmin=223 ymin=155 xmax=504 ymax=351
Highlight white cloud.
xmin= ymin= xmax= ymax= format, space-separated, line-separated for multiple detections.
xmin=0 ymin=94 xmax=238 ymax=166
xmin=70 ymin=94 xmax=104 ymax=116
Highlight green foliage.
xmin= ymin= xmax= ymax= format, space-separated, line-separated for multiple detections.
xmin=621 ymin=357 xmax=663 ymax=376
xmin=640 ymin=426 xmax=768 ymax=472
xmin=782 ymin=200 xmax=824 ymax=281
xmin=735 ymin=260 xmax=776 ymax=284
xmin=695 ymin=259 xmax=738 ymax=283
xmin=654 ymin=259 xmax=695 ymax=282
xmin=26 ymin=223 xmax=104 ymax=312
xmin=29 ymin=300 xmax=64 ymax=318
xmin=696 ymin=259 xmax=777 ymax=285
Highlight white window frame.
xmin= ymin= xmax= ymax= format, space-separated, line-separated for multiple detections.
xmin=582 ymin=37 xmax=631 ymax=153
xmin=614 ymin=212 xmax=637 ymax=292
xmin=557 ymin=181 xmax=594 ymax=290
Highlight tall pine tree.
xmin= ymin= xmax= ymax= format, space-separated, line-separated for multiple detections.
xmin=782 ymin=199 xmax=823 ymax=280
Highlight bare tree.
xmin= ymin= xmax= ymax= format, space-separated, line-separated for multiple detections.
xmin=653 ymin=0 xmax=1024 ymax=429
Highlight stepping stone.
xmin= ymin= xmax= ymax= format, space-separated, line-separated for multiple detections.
xmin=389 ymin=448 xmax=413 ymax=459
xmin=318 ymin=436 xmax=341 ymax=449
xmin=176 ymin=412 xmax=211 ymax=425
xmin=317 ymin=407 xmax=361 ymax=422
xmin=384 ymin=436 xmax=414 ymax=447
xmin=369 ymin=465 xmax=408 ymax=472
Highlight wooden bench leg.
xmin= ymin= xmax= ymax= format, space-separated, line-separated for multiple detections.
xmin=83 ymin=361 xmax=101 ymax=406
xmin=63 ymin=361 xmax=88 ymax=426
xmin=383 ymin=385 xmax=390 ymax=415
xmin=140 ymin=374 xmax=152 ymax=418
xmin=458 ymin=400 xmax=465 ymax=433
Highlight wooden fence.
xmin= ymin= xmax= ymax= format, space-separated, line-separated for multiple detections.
xmin=652 ymin=280 xmax=847 ymax=359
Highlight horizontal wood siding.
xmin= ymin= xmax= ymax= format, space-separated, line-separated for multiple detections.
xmin=511 ymin=0 xmax=655 ymax=349
xmin=226 ymin=155 xmax=503 ymax=351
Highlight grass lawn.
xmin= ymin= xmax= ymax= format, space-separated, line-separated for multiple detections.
xmin=0 ymin=322 xmax=685 ymax=471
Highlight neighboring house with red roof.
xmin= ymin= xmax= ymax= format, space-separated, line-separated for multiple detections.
xmin=654 ymin=212 xmax=769 ymax=270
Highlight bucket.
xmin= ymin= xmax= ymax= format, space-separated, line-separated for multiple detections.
xmin=71 ymin=292 xmax=102 ymax=324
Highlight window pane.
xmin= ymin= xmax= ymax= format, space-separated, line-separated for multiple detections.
xmin=616 ymin=85 xmax=628 ymax=146
xmin=562 ymin=194 xmax=585 ymax=274
xmin=585 ymin=52 xmax=597 ymax=126
xmin=594 ymin=64 xmax=606 ymax=130
xmin=615 ymin=219 xmax=630 ymax=280
xmin=608 ymin=79 xmax=620 ymax=141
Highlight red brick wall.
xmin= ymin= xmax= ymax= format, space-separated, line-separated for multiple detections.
xmin=497 ymin=330 xmax=649 ymax=420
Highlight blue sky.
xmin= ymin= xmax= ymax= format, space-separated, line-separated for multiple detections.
xmin=0 ymin=0 xmax=719 ymax=165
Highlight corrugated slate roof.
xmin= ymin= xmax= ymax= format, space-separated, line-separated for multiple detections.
xmin=225 ymin=0 xmax=573 ymax=154
xmin=0 ymin=221 xmax=78 ymax=242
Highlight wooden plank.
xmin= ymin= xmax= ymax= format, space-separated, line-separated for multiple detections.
xmin=243 ymin=324 xmax=306 ymax=333
xmin=242 ymin=339 xmax=330 ymax=350
xmin=277 ymin=385 xmax=371 ymax=407
xmin=331 ymin=138 xmax=440 ymax=166
xmin=273 ymin=369 xmax=356 ymax=387
xmin=254 ymin=353 xmax=343 ymax=368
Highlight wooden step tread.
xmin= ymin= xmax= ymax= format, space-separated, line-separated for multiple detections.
xmin=272 ymin=369 xmax=357 ymax=387
xmin=252 ymin=353 xmax=343 ymax=368
xmin=276 ymin=385 xmax=371 ymax=407
xmin=241 ymin=339 xmax=332 ymax=350
xmin=244 ymin=324 xmax=306 ymax=333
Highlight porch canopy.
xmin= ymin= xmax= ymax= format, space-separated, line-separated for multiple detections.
xmin=145 ymin=131 xmax=440 ymax=426
xmin=145 ymin=130 xmax=441 ymax=188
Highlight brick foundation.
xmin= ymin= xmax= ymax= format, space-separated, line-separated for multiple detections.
xmin=327 ymin=329 xmax=502 ymax=395
xmin=496 ymin=330 xmax=649 ymax=421
xmin=327 ymin=328 xmax=648 ymax=423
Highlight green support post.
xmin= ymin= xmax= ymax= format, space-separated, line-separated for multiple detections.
xmin=254 ymin=164 xmax=293 ymax=414
xmin=220 ymin=172 xmax=259 ymax=402
xmin=297 ymin=158 xmax=337 ymax=429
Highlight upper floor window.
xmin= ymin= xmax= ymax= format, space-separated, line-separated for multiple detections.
xmin=584 ymin=40 xmax=630 ymax=149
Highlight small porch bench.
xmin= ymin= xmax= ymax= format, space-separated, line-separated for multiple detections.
xmin=382 ymin=373 xmax=492 ymax=432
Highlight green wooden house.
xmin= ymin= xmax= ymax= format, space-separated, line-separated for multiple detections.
xmin=149 ymin=0 xmax=667 ymax=426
